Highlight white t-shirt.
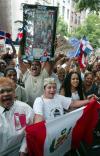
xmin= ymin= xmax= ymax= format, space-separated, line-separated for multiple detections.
xmin=33 ymin=94 xmax=72 ymax=120
xmin=72 ymin=92 xmax=80 ymax=100
xmin=22 ymin=69 xmax=49 ymax=107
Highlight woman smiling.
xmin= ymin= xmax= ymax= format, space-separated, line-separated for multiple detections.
xmin=33 ymin=77 xmax=94 ymax=123
xmin=60 ymin=72 xmax=84 ymax=100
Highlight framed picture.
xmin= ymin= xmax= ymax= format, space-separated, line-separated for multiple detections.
xmin=23 ymin=4 xmax=58 ymax=59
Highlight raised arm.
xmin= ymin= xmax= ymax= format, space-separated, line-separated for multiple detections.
xmin=18 ymin=47 xmax=28 ymax=74
xmin=10 ymin=41 xmax=16 ymax=58
xmin=42 ymin=60 xmax=56 ymax=76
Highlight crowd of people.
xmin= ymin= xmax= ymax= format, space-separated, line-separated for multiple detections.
xmin=0 ymin=41 xmax=100 ymax=156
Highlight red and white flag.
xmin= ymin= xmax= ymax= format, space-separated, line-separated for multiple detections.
xmin=26 ymin=100 xmax=100 ymax=156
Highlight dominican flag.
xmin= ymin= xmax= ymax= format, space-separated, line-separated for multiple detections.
xmin=68 ymin=36 xmax=93 ymax=68
xmin=78 ymin=36 xmax=93 ymax=69
xmin=0 ymin=31 xmax=12 ymax=44
xmin=69 ymin=37 xmax=80 ymax=48
xmin=67 ymin=37 xmax=80 ymax=59
xmin=26 ymin=100 xmax=100 ymax=156
xmin=67 ymin=45 xmax=80 ymax=59
xmin=78 ymin=43 xmax=86 ymax=69
xmin=15 ymin=31 xmax=23 ymax=45
xmin=81 ymin=36 xmax=93 ymax=55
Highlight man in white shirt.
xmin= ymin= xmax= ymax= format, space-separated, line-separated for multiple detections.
xmin=22 ymin=60 xmax=49 ymax=107
xmin=0 ymin=77 xmax=34 ymax=156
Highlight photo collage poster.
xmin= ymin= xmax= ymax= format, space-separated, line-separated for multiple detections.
xmin=23 ymin=4 xmax=58 ymax=60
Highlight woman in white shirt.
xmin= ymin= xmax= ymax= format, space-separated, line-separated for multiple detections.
xmin=60 ymin=72 xmax=85 ymax=111
xmin=33 ymin=77 xmax=92 ymax=123
xmin=60 ymin=71 xmax=84 ymax=100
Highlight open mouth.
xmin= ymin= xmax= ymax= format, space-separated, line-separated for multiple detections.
xmin=32 ymin=67 xmax=37 ymax=71
xmin=87 ymin=82 xmax=92 ymax=85
xmin=2 ymin=96 xmax=12 ymax=102
xmin=50 ymin=93 xmax=55 ymax=96
xmin=1 ymin=96 xmax=13 ymax=109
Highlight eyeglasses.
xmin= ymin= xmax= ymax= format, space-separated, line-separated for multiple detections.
xmin=0 ymin=88 xmax=13 ymax=94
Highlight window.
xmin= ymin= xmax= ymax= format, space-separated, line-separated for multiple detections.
xmin=78 ymin=16 xmax=80 ymax=24
xmin=35 ymin=2 xmax=41 ymax=5
xmin=67 ymin=9 xmax=69 ymax=19
xmin=75 ymin=14 xmax=77 ymax=24
xmin=71 ymin=12 xmax=73 ymax=22
xmin=62 ymin=6 xmax=65 ymax=17
xmin=57 ymin=2 xmax=59 ymax=7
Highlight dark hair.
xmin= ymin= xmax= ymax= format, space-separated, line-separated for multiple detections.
xmin=4 ymin=67 xmax=17 ymax=76
xmin=31 ymin=60 xmax=41 ymax=67
xmin=84 ymin=71 xmax=93 ymax=78
xmin=61 ymin=72 xmax=84 ymax=100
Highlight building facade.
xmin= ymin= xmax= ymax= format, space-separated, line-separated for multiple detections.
xmin=0 ymin=0 xmax=86 ymax=40
xmin=0 ymin=0 xmax=12 ymax=33
xmin=56 ymin=0 xmax=86 ymax=33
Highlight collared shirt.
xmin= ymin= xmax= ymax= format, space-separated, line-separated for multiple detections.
xmin=0 ymin=100 xmax=34 ymax=156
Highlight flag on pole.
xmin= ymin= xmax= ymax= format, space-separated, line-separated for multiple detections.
xmin=81 ymin=36 xmax=93 ymax=55
xmin=78 ymin=36 xmax=93 ymax=69
xmin=78 ymin=42 xmax=86 ymax=69
xmin=68 ymin=36 xmax=93 ymax=68
xmin=26 ymin=99 xmax=100 ymax=156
